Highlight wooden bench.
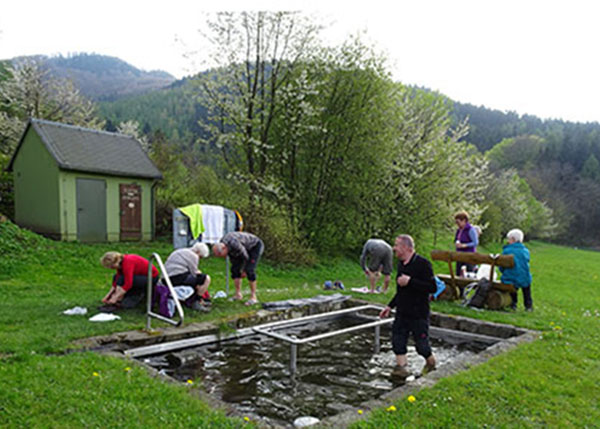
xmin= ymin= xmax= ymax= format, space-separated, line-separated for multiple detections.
xmin=431 ymin=250 xmax=517 ymax=309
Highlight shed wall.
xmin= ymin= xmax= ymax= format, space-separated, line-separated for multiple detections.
xmin=60 ymin=171 xmax=154 ymax=241
xmin=12 ymin=131 xmax=61 ymax=237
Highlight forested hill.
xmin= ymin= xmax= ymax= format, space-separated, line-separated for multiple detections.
xmin=453 ymin=102 xmax=600 ymax=155
xmin=12 ymin=53 xmax=176 ymax=101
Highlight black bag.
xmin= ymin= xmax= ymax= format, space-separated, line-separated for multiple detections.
xmin=464 ymin=278 xmax=491 ymax=308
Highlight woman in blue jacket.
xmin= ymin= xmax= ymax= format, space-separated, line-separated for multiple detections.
xmin=499 ymin=229 xmax=533 ymax=311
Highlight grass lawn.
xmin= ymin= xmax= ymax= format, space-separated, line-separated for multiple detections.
xmin=1 ymin=220 xmax=600 ymax=428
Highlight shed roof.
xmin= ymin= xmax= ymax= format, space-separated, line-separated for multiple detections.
xmin=7 ymin=119 xmax=162 ymax=179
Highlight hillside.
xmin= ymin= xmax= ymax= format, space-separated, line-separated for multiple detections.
xmin=12 ymin=53 xmax=176 ymax=101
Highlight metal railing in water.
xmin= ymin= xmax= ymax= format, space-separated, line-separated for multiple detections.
xmin=252 ymin=304 xmax=392 ymax=374
xmin=146 ymin=252 xmax=184 ymax=330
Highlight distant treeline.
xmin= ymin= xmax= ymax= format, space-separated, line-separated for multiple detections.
xmin=453 ymin=103 xmax=600 ymax=246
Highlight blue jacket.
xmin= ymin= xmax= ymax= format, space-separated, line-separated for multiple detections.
xmin=499 ymin=242 xmax=532 ymax=288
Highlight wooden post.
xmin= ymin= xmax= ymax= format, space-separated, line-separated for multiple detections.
xmin=448 ymin=261 xmax=457 ymax=298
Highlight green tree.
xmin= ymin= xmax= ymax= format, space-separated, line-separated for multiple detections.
xmin=195 ymin=11 xmax=321 ymax=206
xmin=581 ymin=154 xmax=600 ymax=181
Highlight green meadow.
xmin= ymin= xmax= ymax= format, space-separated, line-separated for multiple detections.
xmin=1 ymin=220 xmax=599 ymax=428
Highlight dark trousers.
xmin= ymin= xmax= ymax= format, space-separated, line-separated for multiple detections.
xmin=510 ymin=286 xmax=533 ymax=309
xmin=167 ymin=272 xmax=208 ymax=288
xmin=232 ymin=241 xmax=264 ymax=281
xmin=113 ymin=274 xmax=157 ymax=308
xmin=392 ymin=317 xmax=432 ymax=359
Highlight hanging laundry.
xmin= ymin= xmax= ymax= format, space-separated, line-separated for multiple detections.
xmin=223 ymin=209 xmax=238 ymax=236
xmin=200 ymin=205 xmax=224 ymax=243
xmin=179 ymin=204 xmax=204 ymax=240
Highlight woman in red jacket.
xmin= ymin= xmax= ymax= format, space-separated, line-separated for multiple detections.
xmin=100 ymin=252 xmax=159 ymax=309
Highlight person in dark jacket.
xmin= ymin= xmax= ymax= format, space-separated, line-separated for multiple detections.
xmin=379 ymin=235 xmax=437 ymax=381
xmin=499 ymin=228 xmax=533 ymax=311
xmin=212 ymin=231 xmax=264 ymax=306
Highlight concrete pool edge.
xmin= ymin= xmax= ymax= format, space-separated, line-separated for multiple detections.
xmin=79 ymin=298 xmax=540 ymax=428
xmin=317 ymin=328 xmax=539 ymax=428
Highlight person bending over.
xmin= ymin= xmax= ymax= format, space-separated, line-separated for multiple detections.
xmin=213 ymin=231 xmax=264 ymax=306
xmin=163 ymin=242 xmax=212 ymax=312
xmin=360 ymin=238 xmax=393 ymax=293
xmin=100 ymin=252 xmax=158 ymax=309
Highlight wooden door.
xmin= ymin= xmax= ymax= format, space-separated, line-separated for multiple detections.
xmin=120 ymin=184 xmax=141 ymax=240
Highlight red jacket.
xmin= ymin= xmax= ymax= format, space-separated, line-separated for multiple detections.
xmin=113 ymin=254 xmax=158 ymax=291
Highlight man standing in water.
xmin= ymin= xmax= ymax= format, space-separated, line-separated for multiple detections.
xmin=379 ymin=234 xmax=437 ymax=381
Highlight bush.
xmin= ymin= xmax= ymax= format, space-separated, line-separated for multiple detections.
xmin=242 ymin=204 xmax=316 ymax=266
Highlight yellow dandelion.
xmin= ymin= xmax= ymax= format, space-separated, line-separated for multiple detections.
xmin=407 ymin=395 xmax=416 ymax=403
xmin=562 ymin=312 xmax=566 ymax=316
xmin=244 ymin=416 xmax=250 ymax=422
xmin=92 ymin=372 xmax=99 ymax=377
xmin=386 ymin=405 xmax=397 ymax=412
xmin=550 ymin=322 xmax=554 ymax=326
xmin=125 ymin=367 xmax=131 ymax=372
xmin=186 ymin=379 xmax=194 ymax=385
xmin=357 ymin=409 xmax=363 ymax=415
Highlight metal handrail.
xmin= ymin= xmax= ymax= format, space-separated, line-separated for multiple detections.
xmin=251 ymin=304 xmax=390 ymax=374
xmin=146 ymin=252 xmax=184 ymax=330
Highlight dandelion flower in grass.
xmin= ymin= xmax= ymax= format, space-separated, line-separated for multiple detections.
xmin=407 ymin=395 xmax=416 ymax=403
xmin=124 ymin=367 xmax=131 ymax=372
xmin=244 ymin=416 xmax=250 ymax=422
xmin=357 ymin=409 xmax=363 ymax=415
xmin=386 ymin=405 xmax=396 ymax=412
xmin=92 ymin=372 xmax=99 ymax=377
xmin=186 ymin=379 xmax=194 ymax=385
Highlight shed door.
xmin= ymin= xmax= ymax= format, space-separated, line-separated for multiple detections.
xmin=120 ymin=184 xmax=141 ymax=240
xmin=76 ymin=178 xmax=107 ymax=242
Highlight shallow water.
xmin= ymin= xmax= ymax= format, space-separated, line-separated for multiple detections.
xmin=144 ymin=317 xmax=489 ymax=427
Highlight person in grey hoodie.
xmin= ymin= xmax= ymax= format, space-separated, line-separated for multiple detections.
xmin=360 ymin=239 xmax=393 ymax=293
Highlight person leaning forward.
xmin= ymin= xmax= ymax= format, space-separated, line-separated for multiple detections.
xmin=360 ymin=238 xmax=393 ymax=293
xmin=379 ymin=234 xmax=437 ymax=382
xmin=163 ymin=242 xmax=212 ymax=312
xmin=212 ymin=231 xmax=264 ymax=306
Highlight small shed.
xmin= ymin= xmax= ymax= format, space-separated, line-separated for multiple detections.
xmin=7 ymin=118 xmax=162 ymax=242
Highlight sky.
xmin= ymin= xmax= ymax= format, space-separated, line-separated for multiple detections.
xmin=1 ymin=0 xmax=599 ymax=123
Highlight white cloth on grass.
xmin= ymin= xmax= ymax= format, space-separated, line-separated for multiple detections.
xmin=89 ymin=313 xmax=121 ymax=322
xmin=63 ymin=306 xmax=87 ymax=315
